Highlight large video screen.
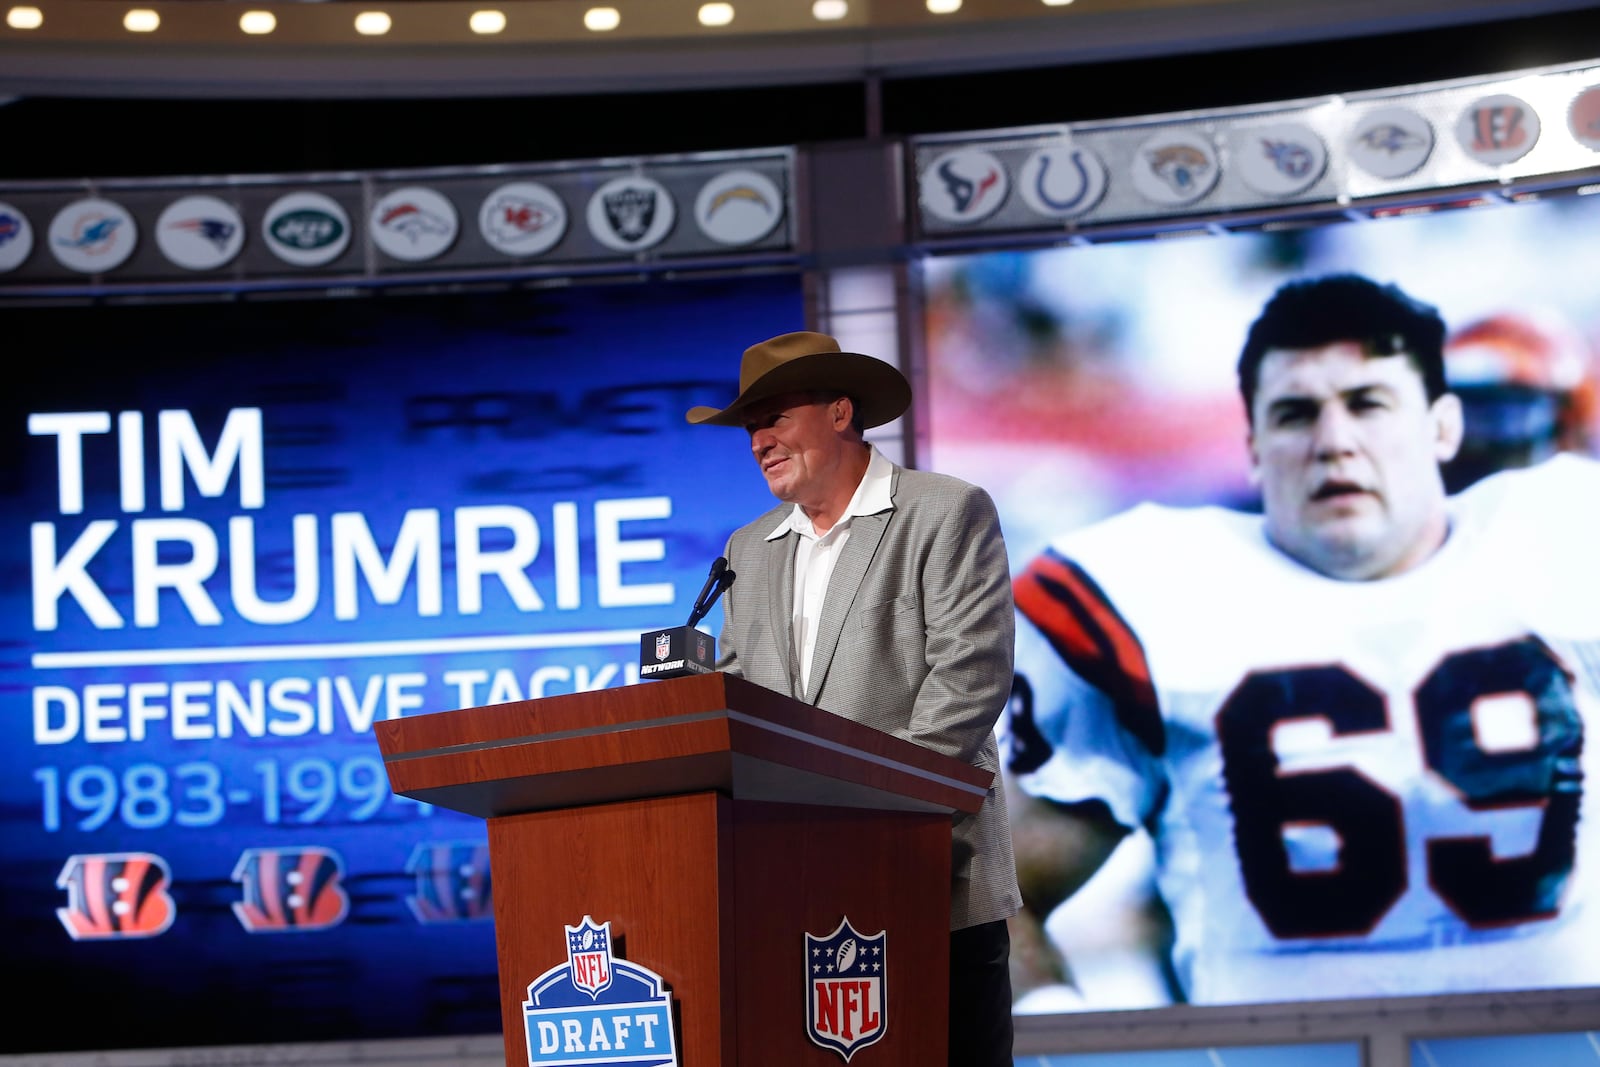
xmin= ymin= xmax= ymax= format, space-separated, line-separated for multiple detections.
xmin=2 ymin=272 xmax=801 ymax=1055
xmin=921 ymin=192 xmax=1600 ymax=1013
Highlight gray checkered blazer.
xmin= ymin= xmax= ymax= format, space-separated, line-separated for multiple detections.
xmin=717 ymin=462 xmax=1021 ymax=931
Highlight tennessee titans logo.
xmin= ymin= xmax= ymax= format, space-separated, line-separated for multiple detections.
xmin=1260 ymin=138 xmax=1315 ymax=178
xmin=231 ymin=846 xmax=349 ymax=932
xmin=805 ymin=917 xmax=887 ymax=1061
xmin=405 ymin=840 xmax=493 ymax=922
xmin=55 ymin=852 xmax=176 ymax=940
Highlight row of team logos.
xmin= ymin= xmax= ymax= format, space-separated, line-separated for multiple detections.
xmin=918 ymin=85 xmax=1600 ymax=225
xmin=0 ymin=167 xmax=788 ymax=275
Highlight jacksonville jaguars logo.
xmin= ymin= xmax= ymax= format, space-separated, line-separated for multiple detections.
xmin=1130 ymin=131 xmax=1219 ymax=205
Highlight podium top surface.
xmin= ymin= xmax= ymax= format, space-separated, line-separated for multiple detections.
xmin=374 ymin=672 xmax=993 ymax=820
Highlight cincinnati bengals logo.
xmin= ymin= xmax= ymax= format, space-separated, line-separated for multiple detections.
xmin=55 ymin=852 xmax=176 ymax=940
xmin=406 ymin=840 xmax=493 ymax=922
xmin=231 ymin=846 xmax=349 ymax=933
xmin=1469 ymin=105 xmax=1529 ymax=151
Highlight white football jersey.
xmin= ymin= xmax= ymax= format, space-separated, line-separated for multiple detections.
xmin=1009 ymin=453 xmax=1600 ymax=1004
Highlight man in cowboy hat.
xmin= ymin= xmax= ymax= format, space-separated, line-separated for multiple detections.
xmin=688 ymin=330 xmax=1021 ymax=1065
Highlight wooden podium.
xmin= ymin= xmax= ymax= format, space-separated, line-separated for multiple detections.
xmin=373 ymin=671 xmax=992 ymax=1067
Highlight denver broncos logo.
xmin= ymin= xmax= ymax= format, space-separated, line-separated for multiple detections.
xmin=55 ymin=852 xmax=176 ymax=940
xmin=231 ymin=846 xmax=349 ymax=932
xmin=1145 ymin=145 xmax=1211 ymax=193
xmin=406 ymin=840 xmax=493 ymax=923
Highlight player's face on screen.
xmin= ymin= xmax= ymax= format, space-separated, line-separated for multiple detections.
xmin=743 ymin=391 xmax=852 ymax=509
xmin=1248 ymin=341 xmax=1463 ymax=580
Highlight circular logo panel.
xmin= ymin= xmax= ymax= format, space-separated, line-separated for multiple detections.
xmin=586 ymin=175 xmax=676 ymax=252
xmin=0 ymin=200 xmax=35 ymax=273
xmin=694 ymin=168 xmax=785 ymax=246
xmin=1129 ymin=130 xmax=1220 ymax=206
xmin=156 ymin=194 xmax=246 ymax=271
xmin=1347 ymin=106 xmax=1436 ymax=179
xmin=1016 ymin=145 xmax=1107 ymax=220
xmin=1568 ymin=85 xmax=1600 ymax=151
xmin=1231 ymin=123 xmax=1327 ymax=197
xmin=479 ymin=181 xmax=569 ymax=258
xmin=919 ymin=148 xmax=1009 ymax=225
xmin=1455 ymin=93 xmax=1541 ymax=166
xmin=49 ymin=197 xmax=138 ymax=273
xmin=263 ymin=191 xmax=352 ymax=267
xmin=371 ymin=186 xmax=459 ymax=263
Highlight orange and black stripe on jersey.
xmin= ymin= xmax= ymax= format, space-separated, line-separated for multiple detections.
xmin=1013 ymin=548 xmax=1165 ymax=756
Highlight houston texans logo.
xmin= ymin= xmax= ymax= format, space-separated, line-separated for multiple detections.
xmin=937 ymin=158 xmax=1000 ymax=215
xmin=231 ymin=846 xmax=349 ymax=932
xmin=55 ymin=852 xmax=176 ymax=940
xmin=406 ymin=841 xmax=493 ymax=922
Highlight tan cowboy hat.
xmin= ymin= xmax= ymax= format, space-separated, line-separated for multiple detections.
xmin=685 ymin=330 xmax=912 ymax=428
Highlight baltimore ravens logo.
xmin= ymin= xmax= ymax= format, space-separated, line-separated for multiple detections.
xmin=1358 ymin=123 xmax=1427 ymax=156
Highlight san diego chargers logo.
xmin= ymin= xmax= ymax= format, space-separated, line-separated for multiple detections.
xmin=805 ymin=917 xmax=886 ymax=1061
xmin=231 ymin=846 xmax=349 ymax=932
xmin=405 ymin=840 xmax=493 ymax=922
xmin=55 ymin=852 xmax=176 ymax=940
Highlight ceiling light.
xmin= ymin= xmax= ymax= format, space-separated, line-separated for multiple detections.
xmin=583 ymin=6 xmax=618 ymax=30
xmin=123 ymin=8 xmax=159 ymax=31
xmin=5 ymin=5 xmax=42 ymax=28
xmin=468 ymin=9 xmax=504 ymax=33
xmin=698 ymin=2 xmax=733 ymax=26
xmin=354 ymin=10 xmax=390 ymax=34
xmin=1041 ymin=0 xmax=1074 ymax=5
xmin=812 ymin=0 xmax=846 ymax=19
xmin=239 ymin=10 xmax=275 ymax=33
xmin=926 ymin=0 xmax=960 ymax=11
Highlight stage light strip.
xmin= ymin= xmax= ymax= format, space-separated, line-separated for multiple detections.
xmin=32 ymin=629 xmax=645 ymax=668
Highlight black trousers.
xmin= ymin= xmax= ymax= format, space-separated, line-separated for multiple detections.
xmin=948 ymin=919 xmax=1014 ymax=1067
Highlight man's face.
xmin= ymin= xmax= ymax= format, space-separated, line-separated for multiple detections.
xmin=742 ymin=391 xmax=851 ymax=508
xmin=1249 ymin=341 xmax=1463 ymax=580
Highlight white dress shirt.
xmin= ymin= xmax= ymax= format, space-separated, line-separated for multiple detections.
xmin=764 ymin=444 xmax=896 ymax=693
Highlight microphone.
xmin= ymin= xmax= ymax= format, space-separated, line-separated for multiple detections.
xmin=639 ymin=557 xmax=738 ymax=681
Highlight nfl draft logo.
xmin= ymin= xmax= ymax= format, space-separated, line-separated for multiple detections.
xmin=805 ymin=917 xmax=887 ymax=1061
xmin=655 ymin=632 xmax=672 ymax=661
xmin=523 ymin=916 xmax=678 ymax=1066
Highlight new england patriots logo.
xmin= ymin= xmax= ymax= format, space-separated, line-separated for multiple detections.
xmin=165 ymin=216 xmax=237 ymax=250
xmin=805 ymin=917 xmax=887 ymax=1061
xmin=406 ymin=840 xmax=493 ymax=922
xmin=0 ymin=210 xmax=24 ymax=247
xmin=231 ymin=846 xmax=349 ymax=932
xmin=55 ymin=852 xmax=176 ymax=940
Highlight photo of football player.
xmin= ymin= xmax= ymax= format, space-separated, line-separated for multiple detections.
xmin=1003 ymin=273 xmax=1600 ymax=1008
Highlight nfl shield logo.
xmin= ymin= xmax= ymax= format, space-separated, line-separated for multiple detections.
xmin=655 ymin=632 xmax=672 ymax=661
xmin=805 ymin=917 xmax=887 ymax=1061
xmin=566 ymin=916 xmax=615 ymax=999
xmin=696 ymin=634 xmax=708 ymax=662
